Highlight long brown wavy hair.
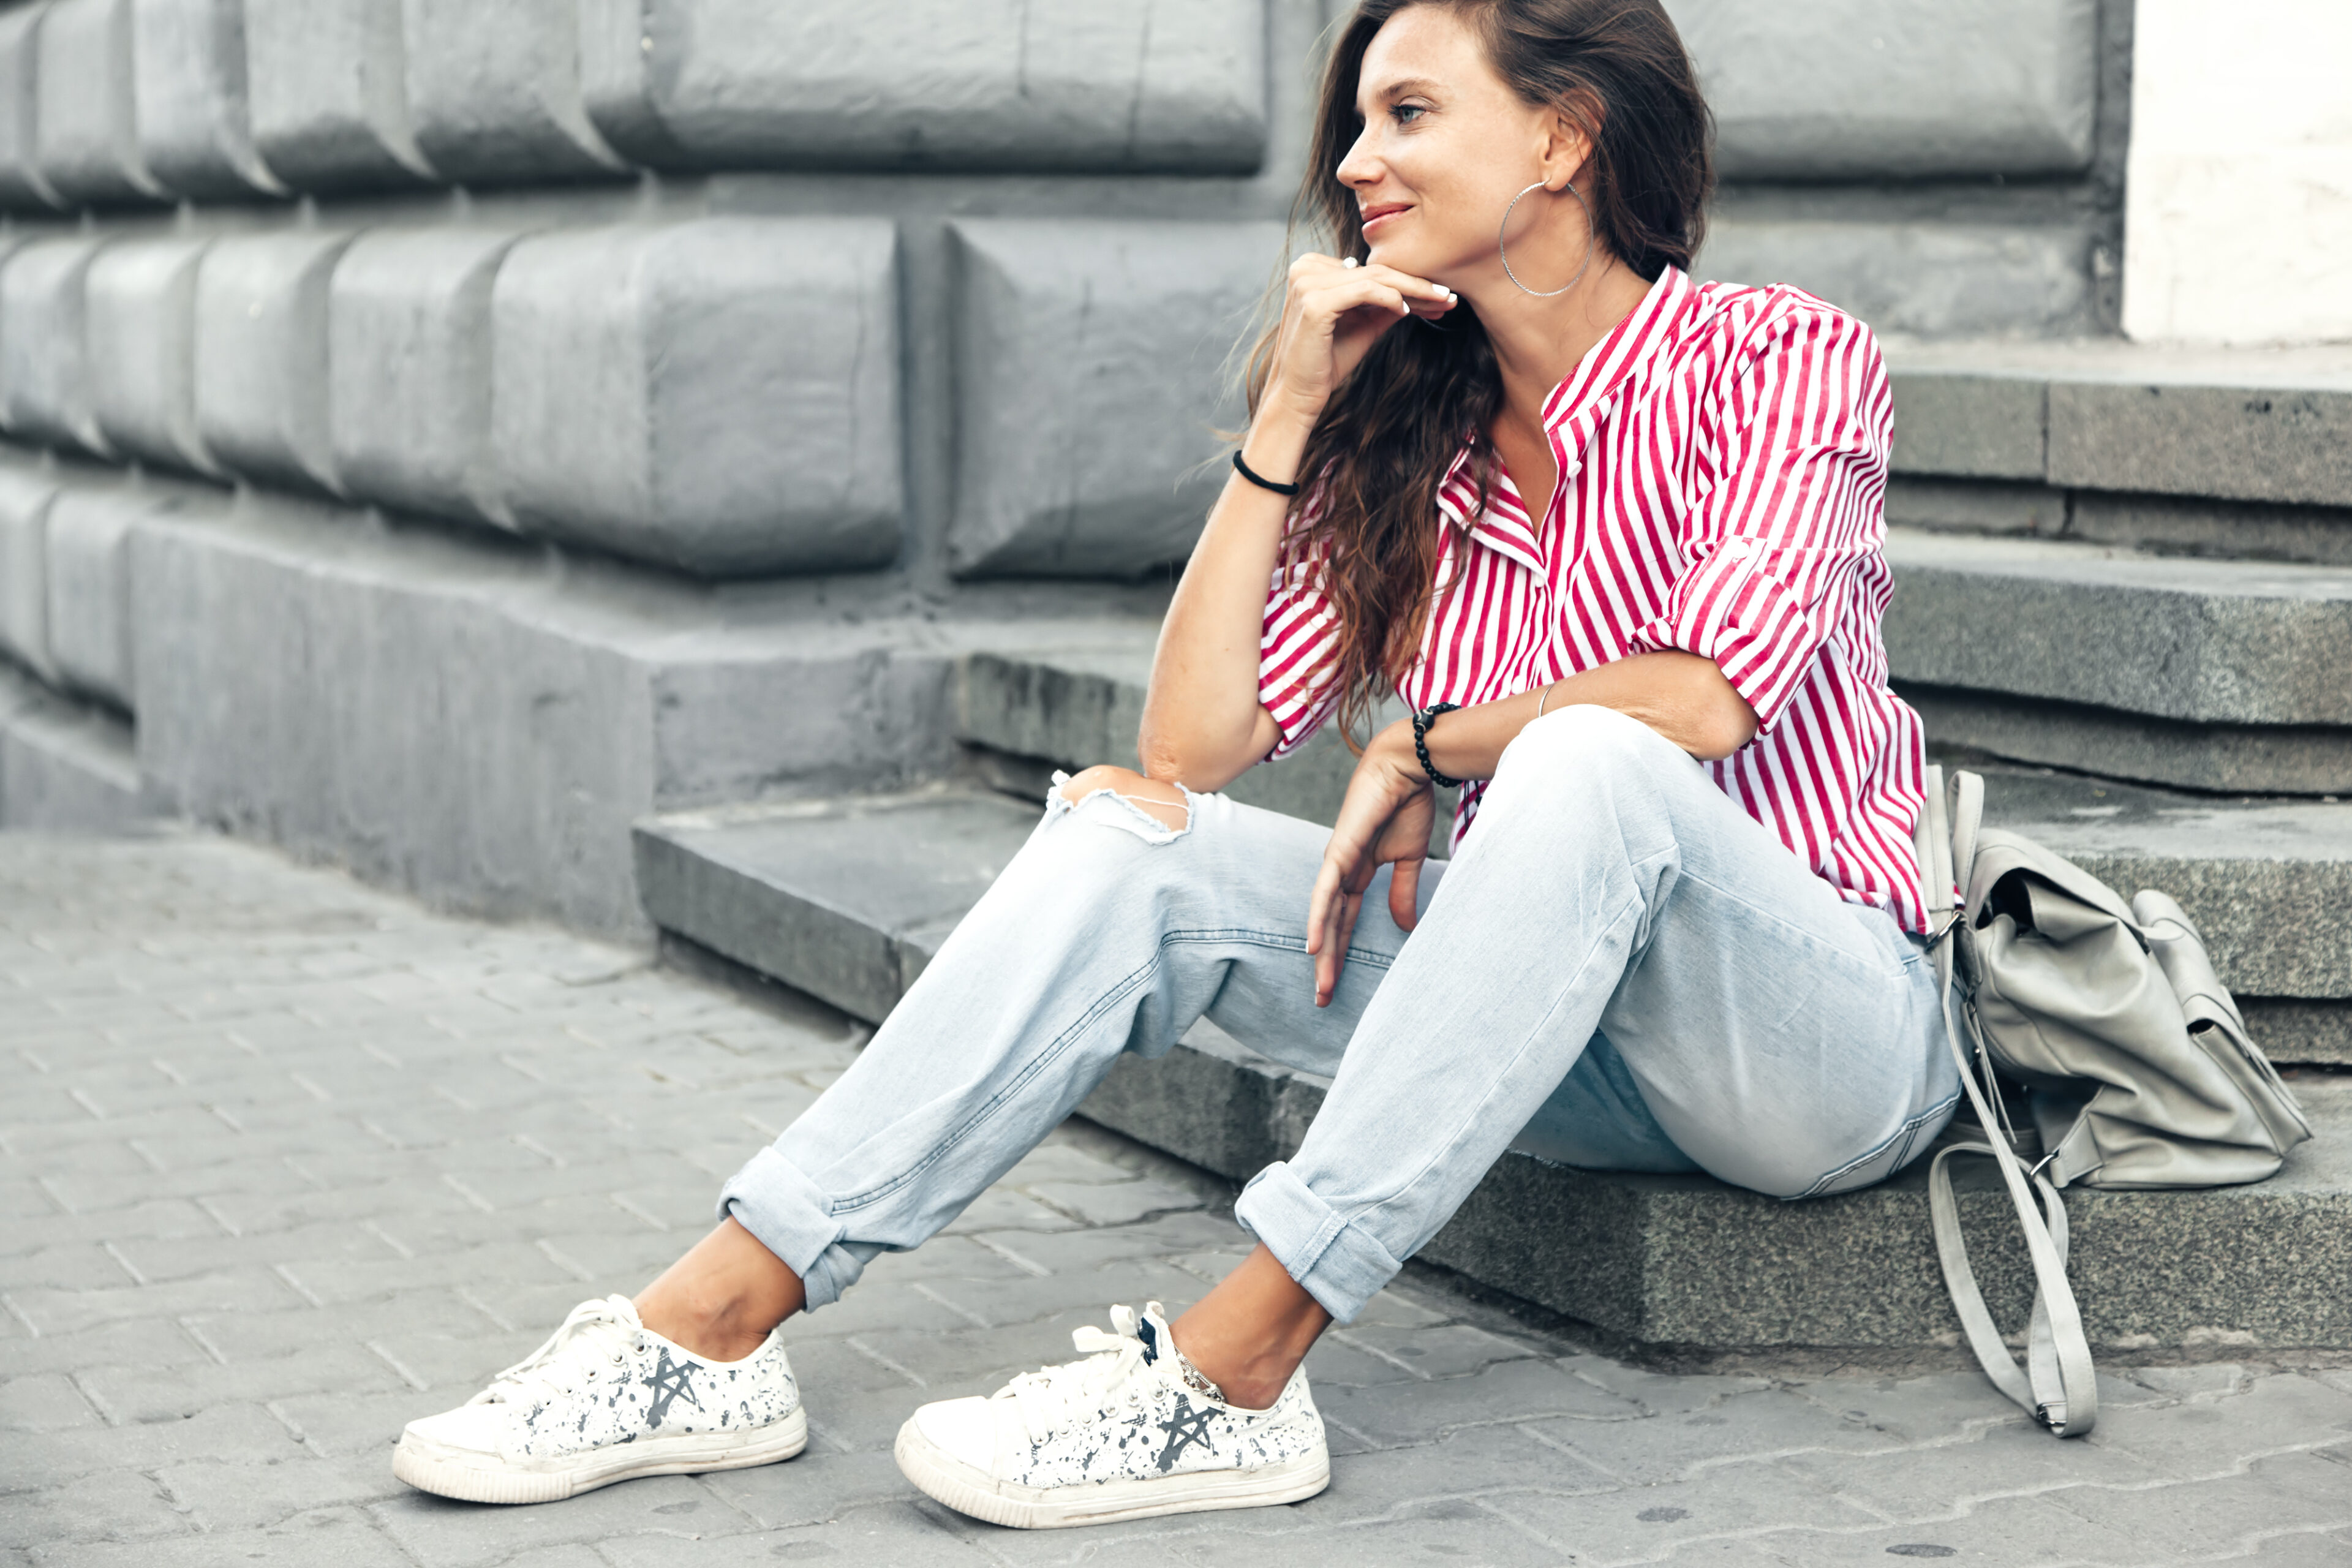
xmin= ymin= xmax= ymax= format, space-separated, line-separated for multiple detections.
xmin=1246 ymin=0 xmax=1713 ymax=744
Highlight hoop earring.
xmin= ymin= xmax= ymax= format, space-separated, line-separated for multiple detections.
xmin=1498 ymin=179 xmax=1595 ymax=298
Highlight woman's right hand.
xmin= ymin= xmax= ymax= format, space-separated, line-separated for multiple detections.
xmin=1261 ymin=254 xmax=1456 ymax=428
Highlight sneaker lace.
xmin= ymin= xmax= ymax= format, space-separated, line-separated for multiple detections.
xmin=998 ymin=1303 xmax=1158 ymax=1444
xmin=475 ymin=1295 xmax=643 ymax=1407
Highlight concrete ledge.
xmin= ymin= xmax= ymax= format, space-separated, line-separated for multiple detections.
xmin=131 ymin=0 xmax=286 ymax=200
xmin=635 ymin=786 xmax=2352 ymax=1355
xmin=588 ymin=0 xmax=1268 ymax=175
xmin=947 ymin=220 xmax=1278 ymax=578
xmin=0 ymin=658 xmax=143 ymax=830
xmin=124 ymin=483 xmax=965 ymax=937
xmin=1883 ymin=528 xmax=2352 ymax=729
xmin=1907 ymin=682 xmax=2352 ymax=797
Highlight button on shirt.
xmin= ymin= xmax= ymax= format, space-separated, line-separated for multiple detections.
xmin=1256 ymin=266 xmax=1929 ymax=933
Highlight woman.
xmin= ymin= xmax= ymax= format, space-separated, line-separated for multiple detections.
xmin=393 ymin=0 xmax=1957 ymax=1529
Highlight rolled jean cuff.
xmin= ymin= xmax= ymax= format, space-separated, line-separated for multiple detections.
xmin=1233 ymin=1159 xmax=1404 ymax=1325
xmin=717 ymin=1146 xmax=863 ymax=1311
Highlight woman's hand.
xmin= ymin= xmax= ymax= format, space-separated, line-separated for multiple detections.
xmin=1262 ymin=254 xmax=1456 ymax=428
xmin=1305 ymin=720 xmax=1438 ymax=1007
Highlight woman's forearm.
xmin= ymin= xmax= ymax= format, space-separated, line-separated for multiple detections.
xmin=1413 ymin=652 xmax=1758 ymax=782
xmin=1136 ymin=413 xmax=1315 ymax=791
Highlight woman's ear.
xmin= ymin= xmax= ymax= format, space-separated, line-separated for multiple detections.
xmin=1541 ymin=96 xmax=1602 ymax=189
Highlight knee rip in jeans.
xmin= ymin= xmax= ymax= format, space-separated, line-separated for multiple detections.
xmin=1052 ymin=765 xmax=1193 ymax=842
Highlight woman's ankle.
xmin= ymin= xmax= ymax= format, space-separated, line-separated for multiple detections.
xmin=1168 ymin=1244 xmax=1331 ymax=1411
xmin=633 ymin=1216 xmax=806 ymax=1362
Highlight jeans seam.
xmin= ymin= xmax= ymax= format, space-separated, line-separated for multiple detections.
xmin=1790 ymin=1089 xmax=1962 ymax=1200
xmin=1311 ymin=884 xmax=1647 ymax=1258
xmin=827 ymin=928 xmax=1390 ymax=1214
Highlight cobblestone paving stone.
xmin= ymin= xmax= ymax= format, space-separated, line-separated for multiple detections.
xmin=3 ymin=826 xmax=2350 ymax=1567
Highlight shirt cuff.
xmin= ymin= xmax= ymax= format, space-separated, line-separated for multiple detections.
xmin=1626 ymin=540 xmax=1826 ymax=737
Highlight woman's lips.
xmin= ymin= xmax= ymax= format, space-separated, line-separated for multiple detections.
xmin=1360 ymin=205 xmax=1410 ymax=233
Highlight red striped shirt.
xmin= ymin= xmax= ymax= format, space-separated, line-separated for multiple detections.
xmin=1257 ymin=266 xmax=1929 ymax=933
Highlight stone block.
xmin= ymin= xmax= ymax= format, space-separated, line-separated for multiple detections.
xmin=2049 ymin=378 xmax=2352 ymax=510
xmin=1672 ymin=0 xmax=2097 ymax=180
xmin=636 ymin=792 xmax=1039 ymax=1024
xmin=1698 ymin=217 xmax=2095 ymax=341
xmin=401 ymin=0 xmax=624 ymax=185
xmin=0 ymin=463 xmax=60 ymax=679
xmin=1887 ymin=371 xmax=2046 ymax=481
xmin=131 ymin=0 xmax=287 ymax=199
xmin=0 ymin=660 xmax=143 ymax=830
xmin=194 ymin=229 xmax=355 ymax=494
xmin=86 ymin=234 xmax=216 ymax=475
xmin=947 ymin=219 xmax=1278 ymax=578
xmin=43 ymin=484 xmax=140 ymax=710
xmin=0 ymin=236 xmax=114 ymax=456
xmin=244 ymin=0 xmax=435 ymax=192
xmin=489 ymin=218 xmax=902 ymax=576
xmin=1909 ymin=683 xmax=2352 ymax=797
xmin=0 ymin=3 xmax=63 ymax=210
xmin=327 ymin=227 xmax=518 ymax=527
xmin=586 ymin=0 xmax=1265 ymax=174
xmin=1885 ymin=528 xmax=2352 ymax=727
xmin=129 ymin=491 xmax=957 ymax=938
xmin=34 ymin=0 xmax=166 ymax=206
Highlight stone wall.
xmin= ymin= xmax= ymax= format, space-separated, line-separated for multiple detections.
xmin=0 ymin=0 xmax=2130 ymax=924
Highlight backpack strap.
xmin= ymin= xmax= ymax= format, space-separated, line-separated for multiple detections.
xmin=1917 ymin=769 xmax=2101 ymax=1439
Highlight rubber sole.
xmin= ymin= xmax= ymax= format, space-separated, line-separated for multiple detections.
xmin=893 ymin=1415 xmax=1330 ymax=1528
xmin=392 ymin=1406 xmax=809 ymax=1504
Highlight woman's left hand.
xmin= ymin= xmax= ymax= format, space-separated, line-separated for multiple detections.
xmin=1305 ymin=721 xmax=1437 ymax=1007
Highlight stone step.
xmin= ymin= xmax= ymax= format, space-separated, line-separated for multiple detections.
xmin=1882 ymin=527 xmax=2352 ymax=794
xmin=630 ymin=787 xmax=2352 ymax=1358
xmin=1887 ymin=341 xmax=2352 ymax=513
xmin=953 ymin=643 xmax=2352 ymax=1020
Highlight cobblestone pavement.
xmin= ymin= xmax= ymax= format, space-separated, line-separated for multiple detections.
xmin=4 ymin=828 xmax=2351 ymax=1568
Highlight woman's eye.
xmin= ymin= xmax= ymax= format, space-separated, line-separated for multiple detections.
xmin=1391 ymin=103 xmax=1427 ymax=125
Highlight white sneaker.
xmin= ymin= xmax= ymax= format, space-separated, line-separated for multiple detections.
xmin=894 ymin=1301 xmax=1329 ymax=1529
xmin=393 ymin=1295 xmax=807 ymax=1504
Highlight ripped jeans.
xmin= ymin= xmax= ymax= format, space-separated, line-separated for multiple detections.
xmin=719 ymin=705 xmax=1959 ymax=1324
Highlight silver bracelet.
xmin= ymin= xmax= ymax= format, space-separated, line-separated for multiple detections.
xmin=1534 ymin=680 xmax=1560 ymax=719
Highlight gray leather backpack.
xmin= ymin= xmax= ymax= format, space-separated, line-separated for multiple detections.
xmin=1911 ymin=767 xmax=2314 ymax=1438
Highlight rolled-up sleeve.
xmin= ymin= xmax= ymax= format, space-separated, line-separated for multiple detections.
xmin=1257 ymin=531 xmax=1342 ymax=760
xmin=1626 ymin=306 xmax=1892 ymax=737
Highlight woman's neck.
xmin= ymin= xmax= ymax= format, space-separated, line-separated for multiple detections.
xmin=1474 ymin=254 xmax=1657 ymax=443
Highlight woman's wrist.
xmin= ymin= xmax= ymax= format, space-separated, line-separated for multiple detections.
xmin=1241 ymin=401 xmax=1317 ymax=483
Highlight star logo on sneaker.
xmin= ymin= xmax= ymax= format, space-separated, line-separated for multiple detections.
xmin=643 ymin=1347 xmax=704 ymax=1428
xmin=1155 ymin=1397 xmax=1218 ymax=1472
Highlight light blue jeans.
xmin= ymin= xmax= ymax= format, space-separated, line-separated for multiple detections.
xmin=720 ymin=705 xmax=1959 ymax=1324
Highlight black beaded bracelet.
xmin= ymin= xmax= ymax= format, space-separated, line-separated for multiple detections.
xmin=1232 ymin=449 xmax=1300 ymax=497
xmin=1411 ymin=702 xmax=1463 ymax=789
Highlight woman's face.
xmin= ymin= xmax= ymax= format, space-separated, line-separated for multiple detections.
xmin=1336 ymin=6 xmax=1588 ymax=290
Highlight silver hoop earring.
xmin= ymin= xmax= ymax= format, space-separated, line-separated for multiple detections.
xmin=1498 ymin=179 xmax=1596 ymax=298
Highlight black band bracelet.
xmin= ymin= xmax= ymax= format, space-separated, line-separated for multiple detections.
xmin=1232 ymin=450 xmax=1300 ymax=497
xmin=1411 ymin=702 xmax=1463 ymax=789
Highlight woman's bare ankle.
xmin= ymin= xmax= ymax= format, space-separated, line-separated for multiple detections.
xmin=1169 ymin=1244 xmax=1330 ymax=1411
xmin=632 ymin=1216 xmax=806 ymax=1363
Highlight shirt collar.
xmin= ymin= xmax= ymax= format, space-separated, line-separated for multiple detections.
xmin=1434 ymin=265 xmax=1698 ymax=560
